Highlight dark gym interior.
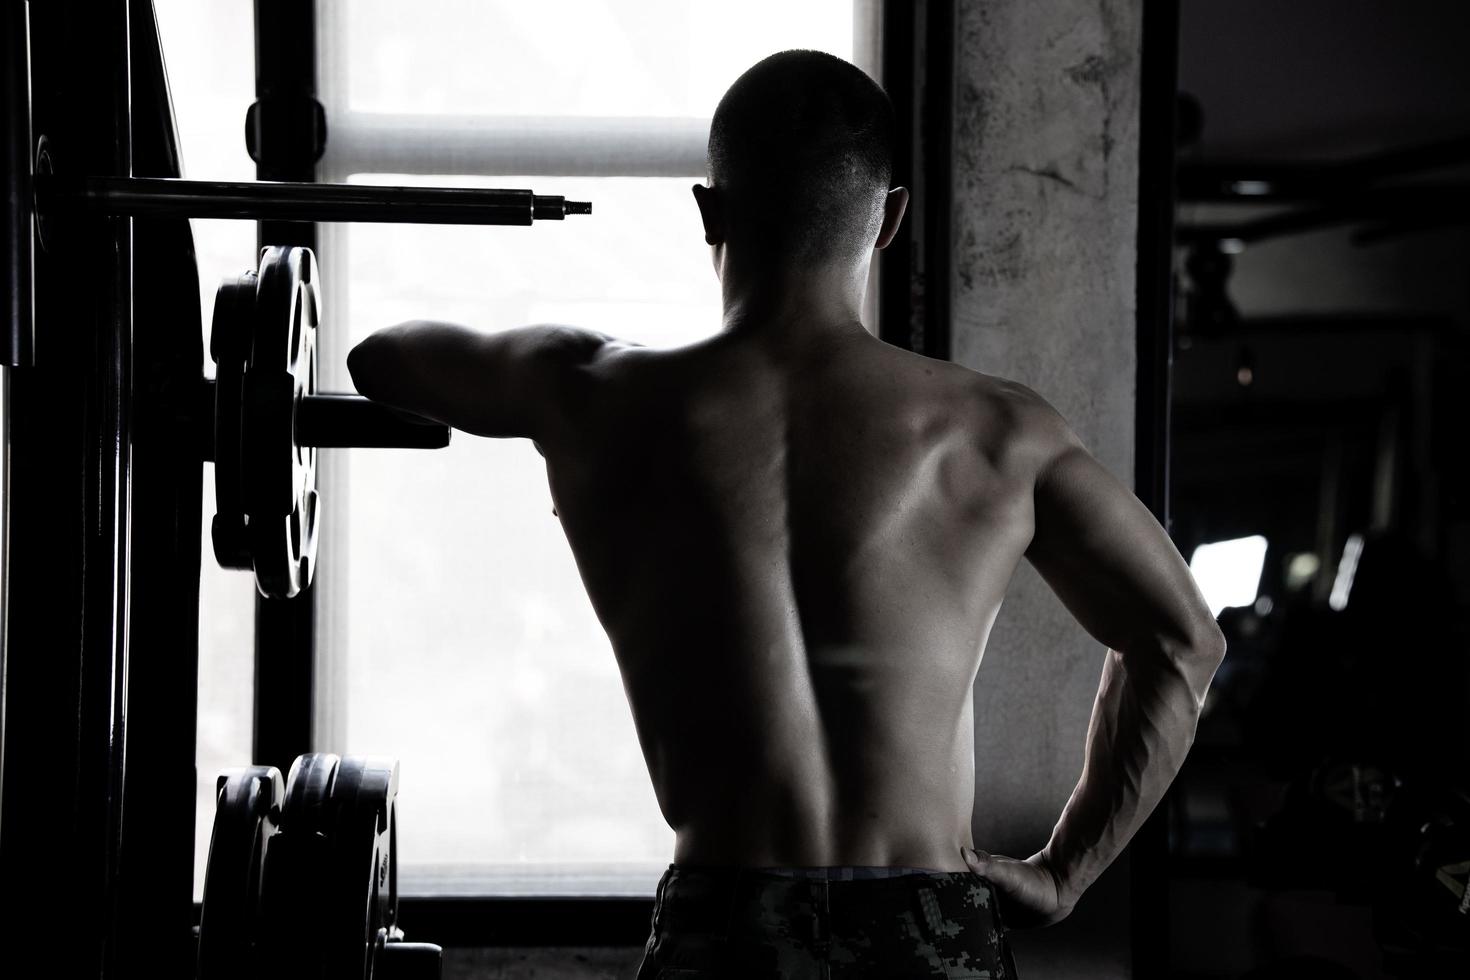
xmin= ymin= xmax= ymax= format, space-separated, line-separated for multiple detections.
xmin=1 ymin=2 xmax=1466 ymax=978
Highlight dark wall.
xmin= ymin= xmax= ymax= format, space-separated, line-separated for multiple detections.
xmin=1179 ymin=0 xmax=1470 ymax=160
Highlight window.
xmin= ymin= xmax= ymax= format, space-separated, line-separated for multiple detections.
xmin=1189 ymin=535 xmax=1269 ymax=618
xmin=314 ymin=0 xmax=880 ymax=896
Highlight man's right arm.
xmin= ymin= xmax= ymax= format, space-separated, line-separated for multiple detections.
xmin=347 ymin=321 xmax=615 ymax=442
xmin=1018 ymin=389 xmax=1227 ymax=912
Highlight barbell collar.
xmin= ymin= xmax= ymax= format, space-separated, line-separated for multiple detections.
xmin=534 ymin=194 xmax=592 ymax=219
xmin=296 ymin=393 xmax=451 ymax=449
xmin=375 ymin=941 xmax=444 ymax=980
xmin=199 ymin=382 xmax=450 ymax=456
xmin=35 ymin=174 xmax=591 ymax=226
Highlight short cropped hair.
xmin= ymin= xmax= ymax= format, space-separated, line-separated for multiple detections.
xmin=707 ymin=50 xmax=895 ymax=261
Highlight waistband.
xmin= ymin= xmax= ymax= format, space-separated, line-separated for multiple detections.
xmin=673 ymin=863 xmax=949 ymax=881
xmin=651 ymin=863 xmax=1007 ymax=942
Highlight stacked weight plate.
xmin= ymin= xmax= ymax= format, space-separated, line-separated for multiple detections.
xmin=198 ymin=754 xmax=441 ymax=980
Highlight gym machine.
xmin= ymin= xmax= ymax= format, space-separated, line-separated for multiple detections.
xmin=0 ymin=1 xmax=590 ymax=977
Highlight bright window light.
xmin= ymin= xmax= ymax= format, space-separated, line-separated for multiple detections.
xmin=1189 ymin=535 xmax=1269 ymax=618
xmin=1329 ymin=533 xmax=1365 ymax=611
xmin=336 ymin=0 xmax=854 ymax=117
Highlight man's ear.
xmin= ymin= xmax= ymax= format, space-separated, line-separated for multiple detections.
xmin=691 ymin=183 xmax=725 ymax=246
xmin=874 ymin=187 xmax=910 ymax=250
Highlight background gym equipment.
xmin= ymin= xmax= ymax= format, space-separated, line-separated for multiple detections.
xmin=199 ymin=754 xmax=442 ymax=980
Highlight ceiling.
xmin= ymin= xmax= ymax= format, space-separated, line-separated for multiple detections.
xmin=1178 ymin=0 xmax=1470 ymax=163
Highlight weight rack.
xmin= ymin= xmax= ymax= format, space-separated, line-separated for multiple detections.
xmin=0 ymin=1 xmax=594 ymax=975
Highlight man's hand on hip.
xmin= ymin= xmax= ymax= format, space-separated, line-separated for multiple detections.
xmin=962 ymin=846 xmax=1075 ymax=929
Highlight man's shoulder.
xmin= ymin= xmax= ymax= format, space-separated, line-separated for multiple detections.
xmin=941 ymin=367 xmax=1080 ymax=481
xmin=971 ymin=372 xmax=1062 ymax=428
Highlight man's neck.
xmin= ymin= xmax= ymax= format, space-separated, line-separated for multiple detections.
xmin=717 ymin=247 xmax=872 ymax=342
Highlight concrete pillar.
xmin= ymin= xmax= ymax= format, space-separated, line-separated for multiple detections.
xmin=951 ymin=1 xmax=1142 ymax=978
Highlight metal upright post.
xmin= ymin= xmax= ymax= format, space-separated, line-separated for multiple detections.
xmin=919 ymin=0 xmax=953 ymax=362
xmin=878 ymin=0 xmax=953 ymax=360
xmin=0 ymin=1 xmax=135 ymax=976
xmin=1131 ymin=1 xmax=1181 ymax=977
xmin=2 ymin=0 xmax=33 ymax=368
xmin=110 ymin=1 xmax=207 ymax=975
xmin=878 ymin=0 xmax=917 ymax=352
xmin=251 ymin=0 xmax=323 ymax=774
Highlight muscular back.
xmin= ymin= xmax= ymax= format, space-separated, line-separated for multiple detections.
xmin=354 ymin=301 xmax=1221 ymax=892
xmin=535 ymin=327 xmax=1047 ymax=870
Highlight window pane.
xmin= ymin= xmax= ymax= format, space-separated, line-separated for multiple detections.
xmin=337 ymin=0 xmax=854 ymax=118
xmin=341 ymin=174 xmax=716 ymax=346
xmin=1189 ymin=535 xmax=1269 ymax=617
xmin=152 ymin=0 xmax=261 ymax=901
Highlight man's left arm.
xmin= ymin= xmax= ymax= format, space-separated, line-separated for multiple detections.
xmin=346 ymin=321 xmax=613 ymax=442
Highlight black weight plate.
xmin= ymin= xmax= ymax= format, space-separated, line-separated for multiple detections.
xmin=244 ymin=245 xmax=320 ymax=598
xmin=325 ymin=756 xmax=400 ymax=980
xmin=263 ymin=752 xmax=342 ymax=978
xmin=197 ymin=765 xmax=284 ymax=980
xmin=210 ymin=272 xmax=257 ymax=569
xmin=281 ymin=750 xmax=340 ymax=836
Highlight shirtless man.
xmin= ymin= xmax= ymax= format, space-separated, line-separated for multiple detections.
xmin=349 ymin=50 xmax=1226 ymax=979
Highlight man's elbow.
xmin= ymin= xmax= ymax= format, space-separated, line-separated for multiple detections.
xmin=1176 ymin=621 xmax=1227 ymax=710
xmin=1196 ymin=621 xmax=1228 ymax=664
xmin=347 ymin=335 xmax=392 ymax=400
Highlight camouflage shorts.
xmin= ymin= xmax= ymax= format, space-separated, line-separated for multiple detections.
xmin=634 ymin=864 xmax=1020 ymax=979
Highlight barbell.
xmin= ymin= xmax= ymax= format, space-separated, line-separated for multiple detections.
xmin=9 ymin=156 xmax=593 ymax=368
xmin=10 ymin=145 xmax=592 ymax=597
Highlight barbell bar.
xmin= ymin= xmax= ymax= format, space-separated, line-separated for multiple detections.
xmin=35 ymin=173 xmax=592 ymax=225
xmin=197 ymin=386 xmax=451 ymax=459
xmin=5 ymin=128 xmax=591 ymax=367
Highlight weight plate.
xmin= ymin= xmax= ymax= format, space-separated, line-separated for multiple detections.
xmin=326 ymin=756 xmax=401 ymax=980
xmin=243 ymin=245 xmax=320 ymax=598
xmin=209 ymin=243 xmax=446 ymax=598
xmin=281 ymin=751 xmax=340 ymax=836
xmin=263 ymin=752 xmax=342 ymax=978
xmin=197 ymin=765 xmax=284 ymax=980
xmin=210 ymin=272 xmax=257 ymax=570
